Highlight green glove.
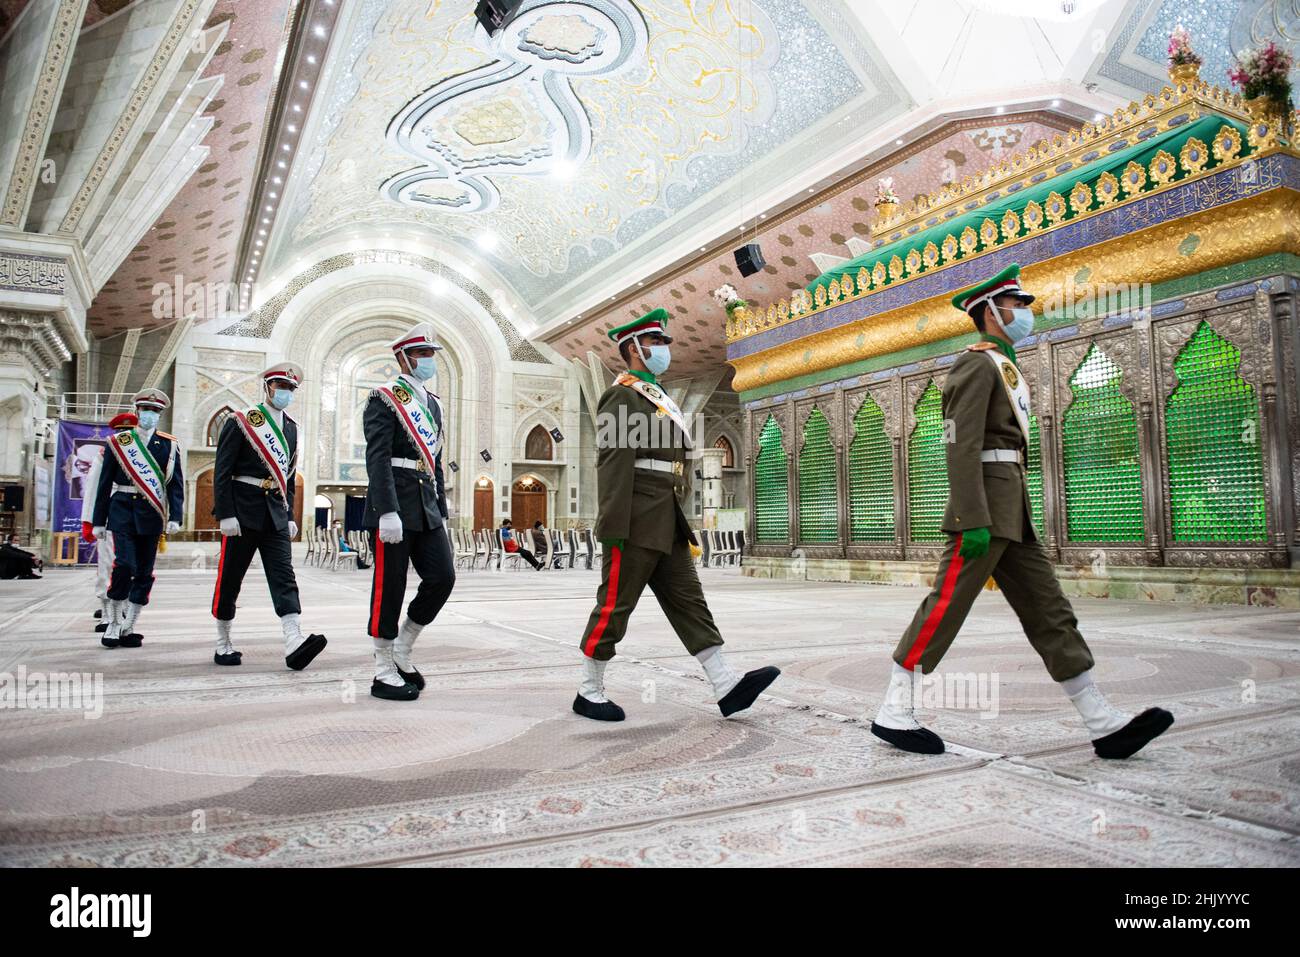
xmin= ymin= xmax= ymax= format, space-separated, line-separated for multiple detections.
xmin=959 ymin=526 xmax=991 ymax=559
xmin=601 ymin=538 xmax=625 ymax=552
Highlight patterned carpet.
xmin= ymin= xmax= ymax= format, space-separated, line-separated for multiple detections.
xmin=1 ymin=555 xmax=1297 ymax=867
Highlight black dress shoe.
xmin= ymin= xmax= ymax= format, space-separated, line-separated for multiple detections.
xmin=718 ymin=666 xmax=781 ymax=717
xmin=285 ymin=634 xmax=327 ymax=671
xmin=1093 ymin=707 xmax=1174 ymax=759
xmin=870 ymin=722 xmax=946 ymax=755
xmin=397 ymin=666 xmax=425 ymax=690
xmin=94 ymin=622 xmax=108 ymax=633
xmin=93 ymin=609 xmax=102 ymax=619
xmin=371 ymin=679 xmax=419 ymax=701
xmin=214 ymin=651 xmax=243 ymax=666
xmin=572 ymin=694 xmax=625 ymax=721
xmin=100 ymin=635 xmax=120 ymax=649
xmin=119 ymin=633 xmax=143 ymax=648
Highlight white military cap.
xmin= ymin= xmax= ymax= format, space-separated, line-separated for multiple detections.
xmin=262 ymin=362 xmax=304 ymax=386
xmin=133 ymin=388 xmax=170 ymax=410
xmin=390 ymin=322 xmax=443 ymax=354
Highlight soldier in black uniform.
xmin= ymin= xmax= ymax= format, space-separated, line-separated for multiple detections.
xmin=210 ymin=362 xmax=326 ymax=670
xmin=363 ymin=323 xmax=455 ymax=701
xmin=91 ymin=389 xmax=185 ymax=648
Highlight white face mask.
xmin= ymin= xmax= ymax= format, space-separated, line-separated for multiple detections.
xmin=137 ymin=410 xmax=160 ymax=431
xmin=994 ymin=304 xmax=1034 ymax=343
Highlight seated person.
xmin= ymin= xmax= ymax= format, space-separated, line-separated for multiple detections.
xmin=500 ymin=519 xmax=542 ymax=570
xmin=335 ymin=521 xmax=369 ymax=569
xmin=0 ymin=534 xmax=42 ymax=579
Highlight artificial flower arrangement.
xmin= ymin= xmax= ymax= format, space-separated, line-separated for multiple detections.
xmin=874 ymin=177 xmax=900 ymax=206
xmin=712 ymin=283 xmax=749 ymax=315
xmin=1167 ymin=25 xmax=1201 ymax=67
xmin=1228 ymin=39 xmax=1295 ymax=110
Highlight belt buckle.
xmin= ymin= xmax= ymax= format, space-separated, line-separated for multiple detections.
xmin=260 ymin=477 xmax=274 ymax=491
xmin=417 ymin=458 xmax=428 ymax=473
xmin=672 ymin=461 xmax=683 ymax=477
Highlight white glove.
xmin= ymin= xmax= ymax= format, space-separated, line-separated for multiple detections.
xmin=288 ymin=520 xmax=299 ymax=539
xmin=165 ymin=521 xmax=180 ymax=535
xmin=93 ymin=526 xmax=106 ymax=540
xmin=220 ymin=517 xmax=241 ymax=537
xmin=378 ymin=511 xmax=404 ymax=544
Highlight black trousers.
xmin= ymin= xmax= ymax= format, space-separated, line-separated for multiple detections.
xmin=514 ymin=546 xmax=543 ymax=570
xmin=211 ymin=526 xmax=301 ymax=620
xmin=367 ymin=525 xmax=456 ymax=639
xmin=108 ymin=532 xmax=159 ymax=604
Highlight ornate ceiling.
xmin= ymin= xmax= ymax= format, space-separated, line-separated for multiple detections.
xmin=76 ymin=0 xmax=1299 ymax=375
xmin=269 ymin=0 xmax=906 ymax=315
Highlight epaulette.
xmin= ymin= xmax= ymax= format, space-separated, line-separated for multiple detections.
xmin=157 ymin=430 xmax=178 ymax=440
xmin=966 ymin=341 xmax=998 ymax=351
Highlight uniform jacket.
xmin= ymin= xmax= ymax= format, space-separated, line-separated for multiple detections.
xmin=594 ymin=378 xmax=693 ymax=555
xmin=212 ymin=412 xmax=298 ymax=533
xmin=80 ymin=450 xmax=105 ymax=524
xmin=941 ymin=346 xmax=1036 ymax=542
xmin=92 ymin=430 xmax=185 ymax=536
xmin=362 ymin=387 xmax=448 ymax=530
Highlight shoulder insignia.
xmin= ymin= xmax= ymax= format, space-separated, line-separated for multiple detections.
xmin=966 ymin=341 xmax=998 ymax=351
xmin=156 ymin=430 xmax=176 ymax=439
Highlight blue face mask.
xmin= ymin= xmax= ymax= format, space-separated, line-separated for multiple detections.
xmin=408 ymin=356 xmax=437 ymax=383
xmin=269 ymin=389 xmax=293 ymax=411
xmin=137 ymin=410 xmax=160 ymax=430
xmin=995 ymin=304 xmax=1034 ymax=343
xmin=643 ymin=344 xmax=671 ymax=376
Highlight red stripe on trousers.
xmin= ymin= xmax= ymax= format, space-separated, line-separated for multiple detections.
xmin=582 ymin=546 xmax=622 ymax=658
xmin=369 ymin=538 xmax=385 ymax=637
xmin=903 ymin=533 xmax=966 ymax=671
xmin=211 ymin=536 xmax=227 ymax=618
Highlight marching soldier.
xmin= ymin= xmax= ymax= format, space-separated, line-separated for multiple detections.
xmin=575 ymin=308 xmax=779 ymax=721
xmin=363 ymin=323 xmax=455 ymax=701
xmin=81 ymin=411 xmax=136 ymax=637
xmin=872 ymin=264 xmax=1173 ymax=759
xmin=91 ymin=389 xmax=184 ymax=648
xmin=210 ymin=363 xmax=326 ymax=670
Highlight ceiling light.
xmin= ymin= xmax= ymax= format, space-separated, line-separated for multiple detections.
xmin=299 ymin=81 xmax=309 ymax=90
xmin=273 ymin=176 xmax=282 ymax=184
xmin=265 ymin=205 xmax=274 ymax=211
xmin=277 ymin=161 xmax=286 ymax=169
xmin=259 ymin=229 xmax=266 ymax=236
xmin=1051 ymin=98 xmax=1061 ymax=107
xmin=307 ymin=55 xmax=317 ymax=65
xmin=287 ymin=124 xmax=297 ymax=133
xmin=282 ymin=143 xmax=291 ymax=151
xmin=292 ymin=104 xmax=302 ymax=112
xmin=995 ymin=105 xmax=1004 ymax=114
xmin=269 ymin=192 xmax=277 ymax=198
xmin=895 ymin=138 xmax=903 ymax=145
xmin=313 ymin=24 xmax=326 ymax=38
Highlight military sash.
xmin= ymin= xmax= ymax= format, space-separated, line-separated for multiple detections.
xmin=234 ymin=403 xmax=293 ymax=502
xmin=108 ymin=429 xmax=168 ymax=521
xmin=616 ymin=372 xmax=693 ymax=447
xmin=975 ymin=346 xmax=1032 ymax=445
xmin=375 ymin=375 xmax=444 ymax=471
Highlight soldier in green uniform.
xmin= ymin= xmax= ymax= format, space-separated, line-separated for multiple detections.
xmin=574 ymin=308 xmax=780 ymax=722
xmin=872 ymin=264 xmax=1174 ymax=759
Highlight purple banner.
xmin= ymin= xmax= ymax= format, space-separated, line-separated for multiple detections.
xmin=52 ymin=419 xmax=114 ymax=564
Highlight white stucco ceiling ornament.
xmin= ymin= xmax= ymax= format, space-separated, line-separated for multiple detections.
xmin=381 ymin=0 xmax=649 ymax=213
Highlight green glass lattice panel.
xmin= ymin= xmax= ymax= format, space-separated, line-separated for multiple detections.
xmin=908 ymin=381 xmax=948 ymax=543
xmin=1026 ymin=414 xmax=1044 ymax=531
xmin=1166 ymin=322 xmax=1267 ymax=542
xmin=1061 ymin=345 xmax=1144 ymax=542
xmin=755 ymin=415 xmax=790 ymax=544
xmin=848 ymin=395 xmax=894 ymax=542
xmin=798 ymin=409 xmax=838 ymax=543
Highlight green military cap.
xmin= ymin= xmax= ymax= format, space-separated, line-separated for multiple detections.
xmin=607 ymin=307 xmax=672 ymax=346
xmin=951 ymin=262 xmax=1035 ymax=317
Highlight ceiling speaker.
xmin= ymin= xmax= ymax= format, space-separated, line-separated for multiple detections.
xmin=734 ymin=243 xmax=765 ymax=278
xmin=475 ymin=0 xmax=524 ymax=35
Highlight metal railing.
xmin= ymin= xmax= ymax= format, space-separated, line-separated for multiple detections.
xmin=49 ymin=392 xmax=134 ymax=421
